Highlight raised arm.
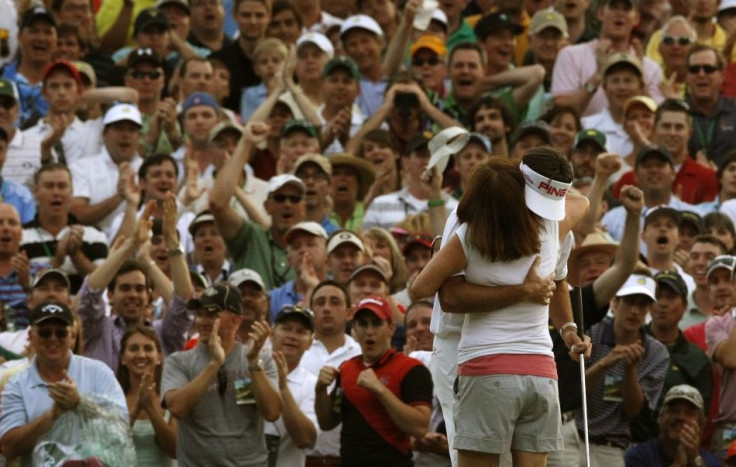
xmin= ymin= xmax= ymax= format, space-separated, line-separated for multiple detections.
xmin=246 ymin=321 xmax=282 ymax=421
xmin=382 ymin=0 xmax=420 ymax=76
xmin=163 ymin=193 xmax=193 ymax=300
xmin=484 ymin=65 xmax=546 ymax=111
xmin=577 ymin=153 xmax=622 ymax=238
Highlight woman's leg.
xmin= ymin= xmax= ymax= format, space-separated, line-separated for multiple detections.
xmin=511 ymin=451 xmax=548 ymax=467
xmin=458 ymin=449 xmax=500 ymax=467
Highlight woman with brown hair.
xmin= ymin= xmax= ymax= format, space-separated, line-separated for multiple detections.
xmin=364 ymin=227 xmax=409 ymax=294
xmin=117 ymin=326 xmax=176 ymax=466
xmin=411 ymin=148 xmax=588 ymax=467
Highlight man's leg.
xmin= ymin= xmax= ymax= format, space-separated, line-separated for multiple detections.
xmin=458 ymin=450 xmax=499 ymax=467
xmin=429 ymin=333 xmax=460 ymax=467
xmin=547 ymin=417 xmax=581 ymax=466
xmin=511 ymin=451 xmax=547 ymax=466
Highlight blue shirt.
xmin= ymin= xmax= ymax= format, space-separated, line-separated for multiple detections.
xmin=624 ymin=437 xmax=720 ymax=466
xmin=269 ymin=280 xmax=300 ymax=323
xmin=0 ymin=353 xmax=128 ymax=466
xmin=1 ymin=178 xmax=36 ymax=224
xmin=240 ymin=83 xmax=268 ymax=122
xmin=1 ymin=61 xmax=47 ymax=128
xmin=320 ymin=214 xmax=339 ymax=236
xmin=357 ymin=76 xmax=388 ymax=118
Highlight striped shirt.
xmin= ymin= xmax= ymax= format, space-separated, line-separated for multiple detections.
xmin=20 ymin=216 xmax=109 ymax=293
xmin=362 ymin=188 xmax=458 ymax=231
xmin=0 ymin=262 xmax=43 ymax=329
xmin=2 ymin=128 xmax=44 ymax=190
xmin=576 ymin=318 xmax=669 ymax=447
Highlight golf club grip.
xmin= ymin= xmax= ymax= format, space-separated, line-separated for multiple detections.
xmin=572 ymin=286 xmax=584 ymax=339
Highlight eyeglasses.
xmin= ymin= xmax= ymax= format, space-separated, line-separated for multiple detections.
xmin=662 ymin=36 xmax=692 ymax=46
xmin=37 ymin=328 xmax=69 ymax=339
xmin=0 ymin=97 xmax=15 ymax=110
xmin=271 ymin=194 xmax=302 ymax=204
xmin=412 ymin=56 xmax=441 ymax=67
xmin=217 ymin=366 xmax=228 ymax=395
xmin=688 ymin=64 xmax=719 ymax=75
xmin=129 ymin=70 xmax=163 ymax=80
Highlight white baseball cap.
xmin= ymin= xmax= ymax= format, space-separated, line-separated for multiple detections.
xmin=267 ymin=174 xmax=305 ymax=195
xmin=616 ymin=274 xmax=657 ymax=302
xmin=103 ymin=103 xmax=142 ymax=127
xmin=520 ymin=162 xmax=572 ymax=221
xmin=327 ymin=230 xmax=365 ymax=254
xmin=284 ymin=221 xmax=328 ymax=243
xmin=228 ymin=269 xmax=265 ymax=290
xmin=340 ymin=14 xmax=383 ymax=39
xmin=720 ymin=0 xmax=736 ymax=12
xmin=296 ymin=32 xmax=334 ymax=59
xmin=426 ymin=127 xmax=470 ymax=177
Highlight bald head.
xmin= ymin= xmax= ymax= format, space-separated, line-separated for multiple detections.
xmin=0 ymin=203 xmax=21 ymax=259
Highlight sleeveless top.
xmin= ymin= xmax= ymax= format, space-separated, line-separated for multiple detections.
xmin=131 ymin=411 xmax=175 ymax=467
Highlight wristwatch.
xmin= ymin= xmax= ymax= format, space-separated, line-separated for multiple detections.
xmin=248 ymin=360 xmax=263 ymax=372
xmin=166 ymin=245 xmax=184 ymax=257
xmin=584 ymin=81 xmax=598 ymax=94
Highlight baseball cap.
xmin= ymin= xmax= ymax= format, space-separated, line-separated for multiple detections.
xmin=353 ymin=296 xmax=393 ymax=322
xmin=427 ymin=127 xmax=470 ymax=176
xmin=42 ymin=60 xmax=82 ymax=85
xmin=349 ymin=264 xmax=388 ymax=284
xmin=134 ymin=8 xmax=171 ymax=35
xmin=662 ymin=384 xmax=704 ymax=411
xmin=73 ymin=61 xmax=97 ymax=87
xmin=573 ymin=129 xmax=607 ymax=152
xmin=208 ymin=121 xmax=242 ymax=145
xmin=644 ymin=205 xmax=681 ymax=228
xmin=275 ymin=305 xmax=314 ymax=331
xmin=20 ymin=6 xmax=56 ymax=30
xmin=514 ymin=120 xmax=552 ymax=146
xmin=187 ymin=284 xmax=243 ymax=315
xmin=327 ymin=230 xmax=366 ymax=254
xmin=296 ymin=32 xmax=334 ymax=59
xmin=410 ymin=35 xmax=447 ymax=57
xmin=283 ymin=221 xmax=328 ymax=244
xmin=408 ymin=131 xmax=433 ymax=154
xmin=520 ymin=161 xmax=572 ymax=222
xmin=30 ymin=301 xmax=74 ymax=326
xmin=281 ymin=119 xmax=318 ymax=138
xmin=721 ymin=0 xmax=736 ymax=12
xmin=636 ymin=144 xmax=674 ymax=166
xmin=474 ymin=12 xmax=524 ymax=41
xmin=601 ymin=0 xmax=639 ymax=9
xmin=156 ymin=0 xmax=191 ymax=14
xmin=402 ymin=234 xmax=434 ymax=255
xmin=323 ymin=56 xmax=360 ymax=79
xmin=187 ymin=210 xmax=216 ymax=236
xmin=466 ymin=132 xmax=492 ymax=153
xmin=267 ymin=173 xmax=306 ymax=195
xmin=679 ymin=211 xmax=704 ymax=234
xmin=0 ymin=79 xmax=19 ymax=102
xmin=32 ymin=269 xmax=71 ymax=290
xmin=293 ymin=153 xmax=332 ymax=178
xmin=103 ymin=103 xmax=142 ymax=127
xmin=727 ymin=439 xmax=736 ymax=461
xmin=529 ymin=10 xmax=568 ymax=37
xmin=182 ymin=92 xmax=218 ymax=115
xmin=616 ymin=274 xmax=657 ymax=301
xmin=654 ymin=271 xmax=688 ymax=298
xmin=340 ymin=14 xmax=384 ymax=39
xmin=228 ymin=269 xmax=265 ymax=290
xmin=603 ymin=52 xmax=644 ymax=77
xmin=624 ymin=95 xmax=657 ymax=115
xmin=706 ymin=255 xmax=736 ymax=281
xmin=127 ymin=48 xmax=164 ymax=69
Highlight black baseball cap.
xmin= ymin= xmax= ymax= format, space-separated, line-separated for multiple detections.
xmin=408 ymin=131 xmax=433 ymax=154
xmin=127 ymin=48 xmax=164 ymax=69
xmin=275 ymin=305 xmax=314 ymax=331
xmin=654 ymin=271 xmax=688 ymax=298
xmin=30 ymin=301 xmax=74 ymax=326
xmin=644 ymin=205 xmax=681 ymax=228
xmin=474 ymin=12 xmax=524 ymax=41
xmin=20 ymin=6 xmax=56 ymax=30
xmin=187 ymin=284 xmax=243 ymax=315
xmin=679 ymin=211 xmax=704 ymax=234
xmin=636 ymin=144 xmax=674 ymax=166
xmin=514 ymin=120 xmax=552 ymax=145
xmin=134 ymin=8 xmax=171 ymax=36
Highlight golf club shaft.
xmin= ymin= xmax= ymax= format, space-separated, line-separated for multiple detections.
xmin=580 ymin=356 xmax=590 ymax=467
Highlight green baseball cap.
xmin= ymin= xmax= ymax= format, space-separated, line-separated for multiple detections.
xmin=323 ymin=56 xmax=360 ymax=80
xmin=0 ymin=79 xmax=19 ymax=102
xmin=281 ymin=119 xmax=318 ymax=139
xmin=573 ymin=129 xmax=607 ymax=152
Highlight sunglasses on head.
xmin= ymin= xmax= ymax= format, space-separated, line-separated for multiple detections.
xmin=688 ymin=64 xmax=719 ymax=75
xmin=37 ymin=328 xmax=69 ymax=339
xmin=129 ymin=70 xmax=163 ymax=80
xmin=272 ymin=194 xmax=302 ymax=204
xmin=662 ymin=36 xmax=692 ymax=46
xmin=412 ymin=56 xmax=441 ymax=67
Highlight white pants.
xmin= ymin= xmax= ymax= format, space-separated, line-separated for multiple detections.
xmin=586 ymin=444 xmax=624 ymax=467
xmin=429 ymin=333 xmax=460 ymax=467
xmin=547 ymin=417 xmax=581 ymax=466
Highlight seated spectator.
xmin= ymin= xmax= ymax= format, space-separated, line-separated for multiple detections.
xmin=542 ymin=104 xmax=582 ymax=158
xmin=625 ymin=385 xmax=720 ymax=466
xmin=328 ymin=154 xmax=376 ymax=232
xmin=240 ymin=38 xmax=288 ymax=121
xmin=0 ymin=126 xmax=35 ymax=224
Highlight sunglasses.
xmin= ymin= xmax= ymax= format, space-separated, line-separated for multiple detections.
xmin=37 ymin=328 xmax=69 ymax=339
xmin=412 ymin=56 xmax=441 ymax=67
xmin=688 ymin=64 xmax=719 ymax=75
xmin=662 ymin=36 xmax=692 ymax=46
xmin=271 ymin=194 xmax=302 ymax=204
xmin=129 ymin=70 xmax=163 ymax=80
xmin=217 ymin=367 xmax=228 ymax=396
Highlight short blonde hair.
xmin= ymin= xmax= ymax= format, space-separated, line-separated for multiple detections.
xmin=254 ymin=38 xmax=288 ymax=62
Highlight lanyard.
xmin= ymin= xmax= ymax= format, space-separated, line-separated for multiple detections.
xmin=694 ymin=115 xmax=717 ymax=152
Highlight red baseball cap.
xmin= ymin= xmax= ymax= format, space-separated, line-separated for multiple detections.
xmin=727 ymin=439 xmax=736 ymax=460
xmin=353 ymin=296 xmax=393 ymax=322
xmin=42 ymin=60 xmax=82 ymax=85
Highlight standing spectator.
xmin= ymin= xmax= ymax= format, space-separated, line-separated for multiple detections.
xmin=189 ymin=211 xmax=232 ymax=286
xmin=651 ymin=17 xmax=696 ymax=99
xmin=325 ymin=230 xmax=366 ymax=288
xmin=409 ymin=36 xmax=448 ymax=100
xmin=175 ymin=57 xmax=214 ymax=102
xmin=314 ymin=296 xmax=432 ymax=466
xmin=186 ymin=0 xmax=231 ymax=53
xmin=162 ymin=284 xmax=281 ymax=465
xmin=292 ymin=32 xmax=334 ymax=110
xmin=319 ymin=56 xmax=365 ymax=155
xmin=0 ymin=125 xmax=35 ymax=224
xmin=294 ymin=0 xmax=343 ymax=35
xmin=640 ymin=206 xmax=696 ymax=295
xmin=553 ymin=0 xmax=598 ymax=44
xmin=0 ymin=78 xmax=44 ymax=191
xmin=551 ymin=0 xmax=663 ymax=117
xmin=441 ymin=0 xmax=476 ymax=51
xmin=21 ymin=164 xmax=108 ymax=294
xmin=570 ymin=129 xmax=607 ymax=181
xmin=328 ymin=155 xmax=376 ymax=232
xmin=581 ymin=274 xmax=669 ymax=466
xmin=472 ymin=95 xmax=515 ymax=159
xmin=526 ymin=10 xmax=569 ymax=94
xmin=301 ymin=280 xmax=361 ymax=465
xmin=450 ymin=133 xmax=490 ymax=200
xmin=686 ymin=45 xmax=736 ymax=169
xmin=683 ymin=236 xmax=728 ymax=328
xmin=267 ymin=1 xmax=303 ymax=45
xmin=294 ymin=154 xmax=339 ymax=234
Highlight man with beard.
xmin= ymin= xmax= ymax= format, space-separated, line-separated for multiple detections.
xmin=78 ymin=197 xmax=194 ymax=370
xmin=471 ymin=95 xmax=515 ymax=159
xmin=211 ymin=123 xmax=306 ymax=290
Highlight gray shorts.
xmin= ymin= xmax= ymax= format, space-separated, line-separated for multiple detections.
xmin=453 ymin=374 xmax=563 ymax=454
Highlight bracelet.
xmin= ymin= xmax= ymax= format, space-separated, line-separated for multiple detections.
xmin=248 ymin=360 xmax=263 ymax=372
xmin=559 ymin=322 xmax=578 ymax=338
xmin=427 ymin=199 xmax=445 ymax=208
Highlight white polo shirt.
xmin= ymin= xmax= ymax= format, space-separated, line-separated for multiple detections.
xmin=23 ymin=116 xmax=103 ymax=166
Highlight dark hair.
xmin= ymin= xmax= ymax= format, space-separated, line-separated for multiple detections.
xmin=654 ymin=99 xmax=691 ymax=125
xmin=523 ymin=146 xmax=574 ymax=184
xmin=116 ymin=326 xmax=163 ymax=394
xmin=108 ymin=261 xmax=151 ymax=292
xmin=404 ymin=299 xmax=432 ymax=327
xmin=358 ymin=129 xmax=399 ymax=156
xmin=234 ymin=0 xmax=272 ymax=12
xmin=704 ymin=212 xmax=736 ymax=238
xmin=208 ymin=57 xmax=229 ymax=73
xmin=52 ymin=0 xmax=92 ymax=12
xmin=179 ymin=57 xmax=212 ymax=79
xmin=33 ymin=163 xmax=72 ymax=187
xmin=310 ymin=280 xmax=351 ymax=309
xmin=448 ymin=41 xmax=486 ymax=67
xmin=541 ymin=104 xmax=582 ymax=133
xmin=688 ymin=44 xmax=724 ymax=70
xmin=473 ymin=95 xmax=517 ymax=136
xmin=138 ymin=153 xmax=179 ymax=180
xmin=457 ymin=159 xmax=543 ymax=261
xmin=692 ymin=234 xmax=728 ymax=254
xmin=57 ymin=22 xmax=88 ymax=50
xmin=717 ymin=150 xmax=736 ymax=183
xmin=271 ymin=0 xmax=302 ymax=28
